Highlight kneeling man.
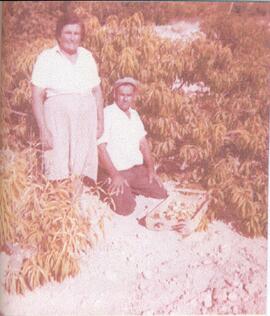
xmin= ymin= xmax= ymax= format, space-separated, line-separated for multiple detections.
xmin=97 ymin=77 xmax=167 ymax=215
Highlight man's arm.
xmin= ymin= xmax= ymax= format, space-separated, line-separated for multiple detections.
xmin=139 ymin=137 xmax=162 ymax=186
xmin=98 ymin=143 xmax=129 ymax=195
xmin=92 ymin=84 xmax=104 ymax=139
xmin=32 ymin=85 xmax=53 ymax=150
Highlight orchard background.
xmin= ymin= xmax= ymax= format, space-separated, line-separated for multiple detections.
xmin=1 ymin=1 xmax=269 ymax=294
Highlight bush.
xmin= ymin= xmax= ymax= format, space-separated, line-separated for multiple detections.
xmin=1 ymin=2 xmax=269 ymax=294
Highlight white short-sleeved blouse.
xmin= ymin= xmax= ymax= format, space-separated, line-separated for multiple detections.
xmin=31 ymin=44 xmax=101 ymax=98
xmin=97 ymin=103 xmax=147 ymax=171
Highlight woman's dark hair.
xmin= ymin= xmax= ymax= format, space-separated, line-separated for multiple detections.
xmin=56 ymin=14 xmax=85 ymax=41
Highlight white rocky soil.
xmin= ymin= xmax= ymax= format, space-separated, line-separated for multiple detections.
xmin=0 ymin=181 xmax=267 ymax=316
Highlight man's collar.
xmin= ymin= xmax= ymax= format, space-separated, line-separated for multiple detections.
xmin=113 ymin=102 xmax=134 ymax=111
xmin=113 ymin=102 xmax=134 ymax=118
xmin=53 ymin=43 xmax=61 ymax=53
xmin=53 ymin=44 xmax=81 ymax=55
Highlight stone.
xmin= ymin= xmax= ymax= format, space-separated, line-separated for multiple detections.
xmin=244 ymin=283 xmax=257 ymax=296
xmin=232 ymin=279 xmax=242 ymax=288
xmin=212 ymin=287 xmax=218 ymax=301
xmin=221 ymin=289 xmax=228 ymax=302
xmin=203 ymin=259 xmax=212 ymax=265
xmin=219 ymin=304 xmax=229 ymax=314
xmin=233 ymin=306 xmax=238 ymax=314
xmin=228 ymin=292 xmax=238 ymax=302
xmin=200 ymin=306 xmax=207 ymax=314
xmin=203 ymin=290 xmax=213 ymax=308
xmin=138 ymin=282 xmax=148 ymax=291
xmin=141 ymin=310 xmax=154 ymax=316
xmin=142 ymin=270 xmax=152 ymax=280
xmin=105 ymin=270 xmax=117 ymax=281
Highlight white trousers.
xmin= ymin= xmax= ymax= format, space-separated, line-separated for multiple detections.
xmin=43 ymin=93 xmax=97 ymax=181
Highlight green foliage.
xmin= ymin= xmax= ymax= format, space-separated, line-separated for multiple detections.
xmin=2 ymin=2 xmax=269 ymax=238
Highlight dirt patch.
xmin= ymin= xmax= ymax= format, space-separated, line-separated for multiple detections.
xmin=0 ymin=182 xmax=267 ymax=315
xmin=154 ymin=20 xmax=203 ymax=42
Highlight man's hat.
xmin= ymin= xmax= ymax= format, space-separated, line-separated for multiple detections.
xmin=114 ymin=77 xmax=139 ymax=90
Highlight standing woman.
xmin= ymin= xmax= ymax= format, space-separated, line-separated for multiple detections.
xmin=31 ymin=14 xmax=103 ymax=186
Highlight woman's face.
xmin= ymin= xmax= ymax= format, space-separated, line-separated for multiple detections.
xmin=58 ymin=24 xmax=81 ymax=55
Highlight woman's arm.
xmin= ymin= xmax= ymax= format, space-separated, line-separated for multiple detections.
xmin=32 ymin=85 xmax=53 ymax=150
xmin=92 ymin=84 xmax=104 ymax=139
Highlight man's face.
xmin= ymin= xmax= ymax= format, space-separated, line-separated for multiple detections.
xmin=115 ymin=84 xmax=136 ymax=113
xmin=58 ymin=24 xmax=82 ymax=55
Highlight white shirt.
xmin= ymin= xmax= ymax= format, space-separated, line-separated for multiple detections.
xmin=31 ymin=44 xmax=100 ymax=98
xmin=98 ymin=103 xmax=147 ymax=171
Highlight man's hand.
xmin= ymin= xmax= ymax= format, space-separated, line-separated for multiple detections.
xmin=40 ymin=127 xmax=53 ymax=151
xmin=147 ymin=169 xmax=163 ymax=187
xmin=172 ymin=219 xmax=197 ymax=236
xmin=173 ymin=196 xmax=209 ymax=235
xmin=108 ymin=173 xmax=129 ymax=196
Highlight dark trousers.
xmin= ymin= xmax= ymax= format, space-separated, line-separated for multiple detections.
xmin=98 ymin=165 xmax=168 ymax=216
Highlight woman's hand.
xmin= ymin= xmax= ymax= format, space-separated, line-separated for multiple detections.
xmin=97 ymin=121 xmax=104 ymax=139
xmin=93 ymin=84 xmax=104 ymax=139
xmin=40 ymin=127 xmax=53 ymax=151
xmin=32 ymin=85 xmax=52 ymax=150
xmin=108 ymin=173 xmax=129 ymax=196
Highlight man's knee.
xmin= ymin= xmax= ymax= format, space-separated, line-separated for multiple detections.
xmin=159 ymin=186 xmax=168 ymax=199
xmin=114 ymin=197 xmax=136 ymax=216
xmin=151 ymin=184 xmax=168 ymax=199
xmin=112 ymin=185 xmax=137 ymax=216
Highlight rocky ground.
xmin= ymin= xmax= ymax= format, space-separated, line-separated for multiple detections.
xmin=0 ymin=181 xmax=267 ymax=316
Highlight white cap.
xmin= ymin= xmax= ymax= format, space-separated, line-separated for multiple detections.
xmin=114 ymin=77 xmax=139 ymax=90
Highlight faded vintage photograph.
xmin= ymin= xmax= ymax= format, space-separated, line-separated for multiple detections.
xmin=0 ymin=1 xmax=269 ymax=315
